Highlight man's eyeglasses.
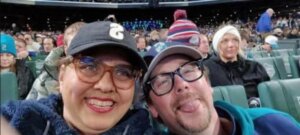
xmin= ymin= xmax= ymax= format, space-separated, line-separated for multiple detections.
xmin=147 ymin=60 xmax=204 ymax=96
xmin=71 ymin=56 xmax=141 ymax=89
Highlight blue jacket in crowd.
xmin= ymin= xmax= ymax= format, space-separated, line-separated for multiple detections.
xmin=256 ymin=12 xmax=272 ymax=33
xmin=1 ymin=94 xmax=156 ymax=135
xmin=214 ymin=101 xmax=300 ymax=135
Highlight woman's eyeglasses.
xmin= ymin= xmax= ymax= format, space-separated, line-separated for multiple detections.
xmin=71 ymin=56 xmax=141 ymax=89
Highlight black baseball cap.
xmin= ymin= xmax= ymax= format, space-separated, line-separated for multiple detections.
xmin=67 ymin=21 xmax=147 ymax=72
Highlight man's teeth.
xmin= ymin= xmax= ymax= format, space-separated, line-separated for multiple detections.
xmin=88 ymin=100 xmax=113 ymax=107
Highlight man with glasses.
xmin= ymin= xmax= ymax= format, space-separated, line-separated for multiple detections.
xmin=142 ymin=45 xmax=300 ymax=135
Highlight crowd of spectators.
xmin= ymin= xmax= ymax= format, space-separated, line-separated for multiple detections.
xmin=2 ymin=8 xmax=299 ymax=99
xmin=1 ymin=5 xmax=300 ymax=134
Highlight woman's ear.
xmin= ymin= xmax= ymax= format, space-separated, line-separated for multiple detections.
xmin=58 ymin=64 xmax=66 ymax=85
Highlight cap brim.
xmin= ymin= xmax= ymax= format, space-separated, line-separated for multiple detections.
xmin=68 ymin=41 xmax=147 ymax=73
xmin=143 ymin=45 xmax=201 ymax=84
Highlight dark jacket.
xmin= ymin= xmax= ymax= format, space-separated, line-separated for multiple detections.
xmin=203 ymin=56 xmax=270 ymax=98
xmin=1 ymin=94 xmax=156 ymax=135
xmin=15 ymin=59 xmax=35 ymax=99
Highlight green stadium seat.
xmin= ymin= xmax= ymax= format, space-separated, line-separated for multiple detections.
xmin=273 ymin=56 xmax=293 ymax=78
xmin=271 ymin=49 xmax=296 ymax=57
xmin=260 ymin=51 xmax=271 ymax=57
xmin=251 ymin=51 xmax=264 ymax=59
xmin=289 ymin=55 xmax=300 ymax=78
xmin=255 ymin=57 xmax=286 ymax=80
xmin=297 ymin=48 xmax=300 ymax=55
xmin=1 ymin=72 xmax=18 ymax=104
xmin=213 ymin=85 xmax=249 ymax=108
xmin=277 ymin=39 xmax=300 ymax=50
xmin=257 ymin=79 xmax=300 ymax=122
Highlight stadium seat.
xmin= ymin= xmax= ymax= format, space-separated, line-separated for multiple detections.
xmin=257 ymin=79 xmax=300 ymax=122
xmin=213 ymin=85 xmax=249 ymax=108
xmin=271 ymin=49 xmax=296 ymax=57
xmin=273 ymin=56 xmax=293 ymax=78
xmin=289 ymin=55 xmax=300 ymax=78
xmin=251 ymin=51 xmax=264 ymax=59
xmin=297 ymin=48 xmax=300 ymax=55
xmin=260 ymin=51 xmax=271 ymax=57
xmin=277 ymin=39 xmax=300 ymax=50
xmin=255 ymin=57 xmax=286 ymax=80
xmin=1 ymin=72 xmax=18 ymax=104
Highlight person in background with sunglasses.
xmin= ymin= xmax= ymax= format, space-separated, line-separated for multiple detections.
xmin=142 ymin=45 xmax=300 ymax=135
xmin=1 ymin=21 xmax=155 ymax=135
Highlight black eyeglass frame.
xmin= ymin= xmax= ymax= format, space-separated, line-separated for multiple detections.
xmin=146 ymin=60 xmax=204 ymax=96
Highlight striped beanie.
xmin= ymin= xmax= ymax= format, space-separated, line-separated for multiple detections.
xmin=167 ymin=10 xmax=200 ymax=45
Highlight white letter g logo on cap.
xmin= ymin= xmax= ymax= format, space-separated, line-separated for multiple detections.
xmin=109 ymin=23 xmax=124 ymax=40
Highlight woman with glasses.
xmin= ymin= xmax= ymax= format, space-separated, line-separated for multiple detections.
xmin=1 ymin=21 xmax=155 ymax=135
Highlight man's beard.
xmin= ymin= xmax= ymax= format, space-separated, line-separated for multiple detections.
xmin=173 ymin=93 xmax=212 ymax=134
xmin=176 ymin=111 xmax=211 ymax=134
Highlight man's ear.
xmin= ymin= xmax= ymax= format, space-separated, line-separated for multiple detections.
xmin=148 ymin=104 xmax=159 ymax=118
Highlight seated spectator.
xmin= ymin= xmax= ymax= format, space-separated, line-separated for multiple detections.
xmin=15 ymin=38 xmax=30 ymax=60
xmin=40 ymin=36 xmax=57 ymax=55
xmin=148 ymin=30 xmax=160 ymax=46
xmin=287 ymin=28 xmax=299 ymax=39
xmin=240 ymin=29 xmax=254 ymax=59
xmin=56 ymin=34 xmax=64 ymax=47
xmin=1 ymin=21 xmax=153 ymax=135
xmin=261 ymin=35 xmax=279 ymax=55
xmin=24 ymin=33 xmax=41 ymax=54
xmin=1 ymin=34 xmax=35 ymax=99
xmin=203 ymin=25 xmax=270 ymax=99
xmin=14 ymin=32 xmax=24 ymax=40
xmin=273 ymin=27 xmax=284 ymax=39
xmin=197 ymin=34 xmax=211 ymax=60
xmin=142 ymin=45 xmax=300 ymax=135
xmin=35 ymin=34 xmax=45 ymax=45
xmin=26 ymin=22 xmax=85 ymax=100
xmin=136 ymin=35 xmax=148 ymax=53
